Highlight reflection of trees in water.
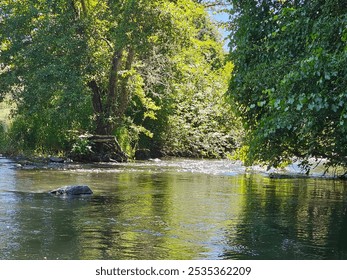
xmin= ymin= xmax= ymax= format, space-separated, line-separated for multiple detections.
xmin=77 ymin=173 xmax=175 ymax=260
xmin=97 ymin=172 xmax=211 ymax=260
xmin=4 ymin=172 xmax=207 ymax=259
xmin=2 ymin=192 xmax=84 ymax=259
xmin=221 ymin=176 xmax=347 ymax=259
xmin=4 ymin=167 xmax=347 ymax=260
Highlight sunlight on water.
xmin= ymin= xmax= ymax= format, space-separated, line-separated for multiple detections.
xmin=1 ymin=157 xmax=347 ymax=260
xmin=64 ymin=159 xmax=246 ymax=176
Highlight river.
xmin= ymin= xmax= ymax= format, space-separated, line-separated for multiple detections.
xmin=0 ymin=157 xmax=347 ymax=260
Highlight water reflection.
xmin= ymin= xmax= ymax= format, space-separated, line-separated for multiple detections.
xmin=221 ymin=177 xmax=347 ymax=259
xmin=0 ymin=158 xmax=347 ymax=259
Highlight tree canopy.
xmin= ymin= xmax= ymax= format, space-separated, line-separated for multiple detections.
xmin=1 ymin=0 xmax=346 ymax=173
xmin=227 ymin=0 xmax=347 ymax=171
xmin=0 ymin=0 xmax=237 ymax=158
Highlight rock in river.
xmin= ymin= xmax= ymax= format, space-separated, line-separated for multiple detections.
xmin=50 ymin=185 xmax=93 ymax=196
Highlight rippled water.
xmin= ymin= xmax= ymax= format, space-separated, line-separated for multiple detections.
xmin=1 ymin=157 xmax=347 ymax=260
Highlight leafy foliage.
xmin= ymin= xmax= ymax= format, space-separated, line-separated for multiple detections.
xmin=1 ymin=0 xmax=93 ymax=153
xmin=228 ymin=0 xmax=347 ymax=170
xmin=160 ymin=58 xmax=239 ymax=158
xmin=0 ymin=0 xmax=237 ymax=157
xmin=133 ymin=7 xmax=241 ymax=158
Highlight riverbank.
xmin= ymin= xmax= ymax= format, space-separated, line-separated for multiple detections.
xmin=6 ymin=154 xmax=77 ymax=170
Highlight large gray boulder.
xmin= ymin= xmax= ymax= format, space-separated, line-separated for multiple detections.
xmin=50 ymin=185 xmax=93 ymax=196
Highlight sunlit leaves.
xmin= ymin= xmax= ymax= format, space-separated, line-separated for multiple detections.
xmin=1 ymin=0 xmax=235 ymax=156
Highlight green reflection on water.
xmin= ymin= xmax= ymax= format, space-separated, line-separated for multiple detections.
xmin=1 ymin=159 xmax=347 ymax=260
xmin=223 ymin=176 xmax=347 ymax=259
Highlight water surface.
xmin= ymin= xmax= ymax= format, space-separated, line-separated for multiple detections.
xmin=1 ymin=157 xmax=347 ymax=259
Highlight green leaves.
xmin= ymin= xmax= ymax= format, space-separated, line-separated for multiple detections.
xmin=228 ymin=0 xmax=347 ymax=170
xmin=1 ymin=0 xmax=237 ymax=157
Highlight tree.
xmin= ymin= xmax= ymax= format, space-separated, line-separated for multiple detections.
xmin=1 ymin=0 xmax=236 ymax=157
xmin=124 ymin=0 xmax=240 ymax=158
xmin=227 ymin=0 xmax=347 ymax=171
xmin=157 ymin=40 xmax=239 ymax=158
xmin=1 ymin=0 xmax=93 ymax=151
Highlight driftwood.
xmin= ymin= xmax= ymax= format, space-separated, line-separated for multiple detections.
xmin=71 ymin=134 xmax=128 ymax=163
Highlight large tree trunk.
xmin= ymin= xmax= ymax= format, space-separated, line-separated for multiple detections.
xmin=88 ymin=80 xmax=107 ymax=135
xmin=87 ymin=134 xmax=128 ymax=162
xmin=95 ymin=47 xmax=134 ymax=134
xmin=116 ymin=47 xmax=135 ymax=119
xmin=85 ymin=46 xmax=134 ymax=161
xmin=70 ymin=1 xmax=128 ymax=160
xmin=105 ymin=48 xmax=123 ymax=134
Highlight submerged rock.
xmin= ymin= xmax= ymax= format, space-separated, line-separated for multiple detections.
xmin=49 ymin=185 xmax=93 ymax=196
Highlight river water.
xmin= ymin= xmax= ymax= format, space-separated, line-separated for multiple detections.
xmin=1 ymin=157 xmax=347 ymax=260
